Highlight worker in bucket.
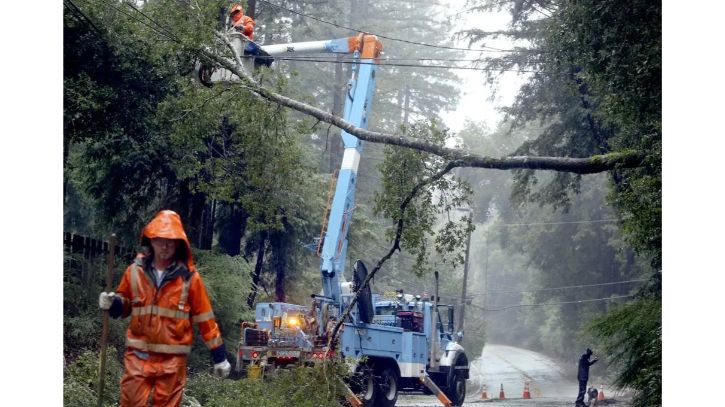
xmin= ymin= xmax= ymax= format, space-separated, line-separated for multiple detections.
xmin=575 ymin=348 xmax=599 ymax=407
xmin=228 ymin=3 xmax=256 ymax=40
xmin=98 ymin=210 xmax=230 ymax=406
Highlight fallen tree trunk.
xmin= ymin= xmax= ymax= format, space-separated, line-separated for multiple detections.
xmin=199 ymin=39 xmax=646 ymax=174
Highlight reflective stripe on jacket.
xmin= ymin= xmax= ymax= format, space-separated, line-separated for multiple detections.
xmin=115 ymin=256 xmax=223 ymax=355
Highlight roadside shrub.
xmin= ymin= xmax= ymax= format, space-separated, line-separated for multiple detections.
xmin=64 ymin=348 xmax=122 ymax=407
xmin=587 ymin=298 xmax=661 ymax=407
xmin=187 ymin=250 xmax=254 ymax=372
xmin=184 ymin=362 xmax=349 ymax=407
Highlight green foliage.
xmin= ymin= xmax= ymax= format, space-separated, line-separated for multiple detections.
xmin=186 ymin=251 xmax=254 ymax=371
xmin=466 ymin=0 xmax=661 ymax=268
xmin=64 ymin=253 xmax=128 ymax=359
xmin=184 ymin=363 xmax=349 ymax=407
xmin=64 ymin=348 xmax=123 ymax=407
xmin=65 ymin=0 xmax=322 ymax=307
xmin=587 ymin=298 xmax=661 ymax=407
xmin=544 ymin=0 xmax=662 ymax=269
xmin=373 ymin=120 xmax=473 ymax=276
xmin=62 ymin=340 xmax=349 ymax=407
xmin=453 ymin=121 xmax=649 ymax=360
xmin=460 ymin=3 xmax=661 ymax=401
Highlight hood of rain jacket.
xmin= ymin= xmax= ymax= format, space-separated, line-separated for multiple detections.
xmin=140 ymin=210 xmax=195 ymax=271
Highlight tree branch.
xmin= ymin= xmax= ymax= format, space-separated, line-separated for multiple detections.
xmin=200 ymin=40 xmax=645 ymax=174
xmin=325 ymin=161 xmax=461 ymax=348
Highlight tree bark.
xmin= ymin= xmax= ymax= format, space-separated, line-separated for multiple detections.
xmin=270 ymin=216 xmax=291 ymax=302
xmin=216 ymin=202 xmax=248 ymax=256
xmin=247 ymin=231 xmax=267 ymax=308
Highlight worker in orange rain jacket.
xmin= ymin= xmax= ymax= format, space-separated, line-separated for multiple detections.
xmin=229 ymin=3 xmax=255 ymax=40
xmin=98 ymin=210 xmax=230 ymax=406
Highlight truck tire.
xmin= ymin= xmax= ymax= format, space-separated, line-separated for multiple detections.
xmin=353 ymin=260 xmax=374 ymax=324
xmin=445 ymin=372 xmax=466 ymax=406
xmin=376 ymin=366 xmax=399 ymax=407
xmin=358 ymin=369 xmax=378 ymax=407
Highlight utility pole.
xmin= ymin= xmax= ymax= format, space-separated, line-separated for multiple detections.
xmin=457 ymin=209 xmax=472 ymax=336
xmin=482 ymin=234 xmax=489 ymax=327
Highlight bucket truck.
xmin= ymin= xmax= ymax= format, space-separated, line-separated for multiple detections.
xmin=200 ymin=29 xmax=469 ymax=406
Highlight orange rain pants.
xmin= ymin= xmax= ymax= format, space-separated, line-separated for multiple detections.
xmin=120 ymin=350 xmax=187 ymax=407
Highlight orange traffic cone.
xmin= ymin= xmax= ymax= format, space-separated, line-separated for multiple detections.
xmin=499 ymin=383 xmax=506 ymax=400
xmin=597 ymin=384 xmax=605 ymax=401
xmin=480 ymin=384 xmax=489 ymax=400
xmin=522 ymin=381 xmax=531 ymax=399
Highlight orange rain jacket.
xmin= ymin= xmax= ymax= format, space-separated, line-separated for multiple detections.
xmin=111 ymin=210 xmax=225 ymax=358
xmin=231 ymin=10 xmax=255 ymax=40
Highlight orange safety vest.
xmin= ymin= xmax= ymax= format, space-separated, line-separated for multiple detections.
xmin=114 ymin=210 xmax=223 ymax=355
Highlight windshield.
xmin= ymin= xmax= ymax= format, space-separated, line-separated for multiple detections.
xmin=376 ymin=305 xmax=397 ymax=316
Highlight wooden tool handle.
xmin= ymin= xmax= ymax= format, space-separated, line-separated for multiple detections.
xmin=96 ymin=233 xmax=116 ymax=407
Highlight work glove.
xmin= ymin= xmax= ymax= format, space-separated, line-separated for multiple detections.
xmin=213 ymin=359 xmax=231 ymax=378
xmin=98 ymin=292 xmax=116 ymax=310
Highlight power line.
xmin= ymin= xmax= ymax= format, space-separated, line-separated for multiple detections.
xmin=496 ymin=219 xmax=621 ymax=227
xmin=469 ymin=294 xmax=634 ymax=312
xmin=254 ymin=56 xmax=547 ymax=73
xmin=121 ymin=0 xmax=182 ymax=43
xmin=485 ymin=278 xmax=648 ymax=295
xmin=85 ymin=0 xmax=545 ymax=75
xmin=244 ymin=54 xmax=520 ymax=63
xmin=77 ymin=0 xmax=181 ymax=45
xmin=64 ymin=0 xmax=103 ymax=36
xmin=258 ymin=0 xmax=532 ymax=54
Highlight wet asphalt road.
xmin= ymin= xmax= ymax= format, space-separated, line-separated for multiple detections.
xmin=396 ymin=344 xmax=631 ymax=407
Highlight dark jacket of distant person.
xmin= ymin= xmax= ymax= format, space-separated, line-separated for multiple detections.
xmin=577 ymin=348 xmax=597 ymax=381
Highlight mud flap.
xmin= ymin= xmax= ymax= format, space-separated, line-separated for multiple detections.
xmin=339 ymin=377 xmax=363 ymax=407
xmin=420 ymin=373 xmax=453 ymax=407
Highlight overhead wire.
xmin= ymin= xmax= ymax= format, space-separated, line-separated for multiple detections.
xmin=76 ymin=0 xmax=182 ymax=45
xmin=242 ymin=54 xmax=520 ymax=63
xmin=64 ymin=0 xmax=104 ymax=36
xmin=496 ymin=218 xmax=621 ymax=227
xmin=253 ymin=56 xmax=548 ymax=73
xmin=469 ymin=294 xmax=635 ymax=312
xmin=484 ymin=278 xmax=648 ymax=295
xmin=80 ymin=0 xmax=551 ymax=74
xmin=258 ymin=0 xmax=532 ymax=54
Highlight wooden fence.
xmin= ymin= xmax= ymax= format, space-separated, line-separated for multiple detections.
xmin=63 ymin=232 xmax=136 ymax=261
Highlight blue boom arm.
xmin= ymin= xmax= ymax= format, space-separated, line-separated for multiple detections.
xmin=318 ymin=35 xmax=383 ymax=305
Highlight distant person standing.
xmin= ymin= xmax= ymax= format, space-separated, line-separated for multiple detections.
xmin=576 ymin=348 xmax=598 ymax=407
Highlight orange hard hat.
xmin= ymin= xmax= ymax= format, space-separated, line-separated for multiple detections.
xmin=229 ymin=3 xmax=244 ymax=15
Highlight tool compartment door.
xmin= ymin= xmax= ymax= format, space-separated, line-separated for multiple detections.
xmin=399 ymin=331 xmax=427 ymax=378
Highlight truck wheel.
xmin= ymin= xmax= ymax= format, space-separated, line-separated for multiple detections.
xmin=376 ymin=367 xmax=399 ymax=407
xmin=352 ymin=368 xmax=378 ymax=407
xmin=445 ymin=373 xmax=466 ymax=406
